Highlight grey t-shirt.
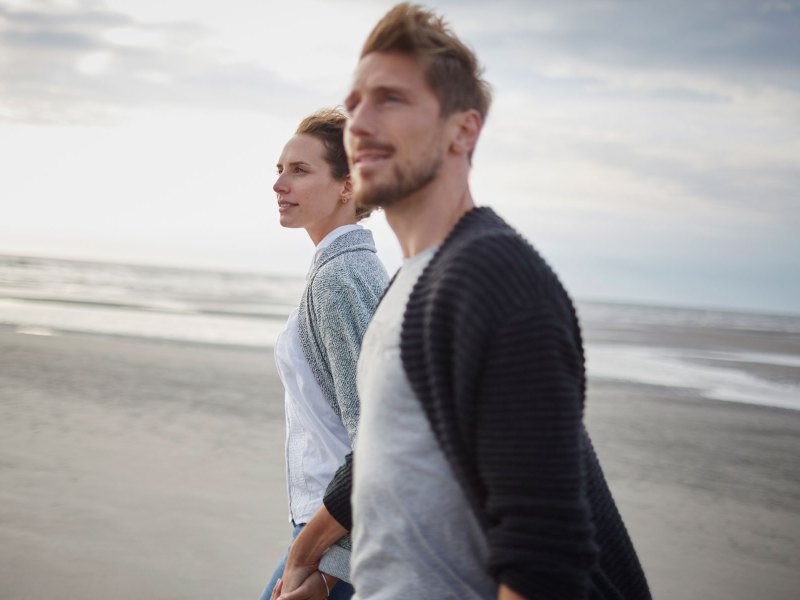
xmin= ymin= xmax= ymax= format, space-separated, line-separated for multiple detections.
xmin=351 ymin=246 xmax=494 ymax=599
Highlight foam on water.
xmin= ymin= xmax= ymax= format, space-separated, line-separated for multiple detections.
xmin=578 ymin=300 xmax=800 ymax=334
xmin=0 ymin=298 xmax=285 ymax=347
xmin=0 ymin=254 xmax=304 ymax=318
xmin=586 ymin=343 xmax=800 ymax=411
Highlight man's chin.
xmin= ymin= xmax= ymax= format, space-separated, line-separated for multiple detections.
xmin=353 ymin=182 xmax=396 ymax=209
xmin=354 ymin=160 xmax=439 ymax=209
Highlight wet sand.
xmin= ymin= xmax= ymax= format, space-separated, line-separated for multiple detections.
xmin=1 ymin=326 xmax=798 ymax=599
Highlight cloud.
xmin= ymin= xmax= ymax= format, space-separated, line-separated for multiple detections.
xmin=1 ymin=0 xmax=797 ymax=312
xmin=447 ymin=0 xmax=800 ymax=238
xmin=0 ymin=0 xmax=310 ymax=124
xmin=452 ymin=0 xmax=800 ymax=115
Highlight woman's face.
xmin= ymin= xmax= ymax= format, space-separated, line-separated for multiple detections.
xmin=273 ymin=134 xmax=352 ymax=243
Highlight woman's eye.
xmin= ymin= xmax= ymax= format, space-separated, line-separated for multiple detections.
xmin=294 ymin=166 xmax=306 ymax=174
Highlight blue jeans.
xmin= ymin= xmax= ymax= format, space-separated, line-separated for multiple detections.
xmin=259 ymin=523 xmax=355 ymax=600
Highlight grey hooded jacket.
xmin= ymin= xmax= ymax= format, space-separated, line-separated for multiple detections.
xmin=297 ymin=227 xmax=388 ymax=582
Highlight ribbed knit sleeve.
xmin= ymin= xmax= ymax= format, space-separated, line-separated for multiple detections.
xmin=401 ymin=207 xmax=650 ymax=599
xmin=323 ymin=451 xmax=353 ymax=531
xmin=478 ymin=308 xmax=597 ymax=597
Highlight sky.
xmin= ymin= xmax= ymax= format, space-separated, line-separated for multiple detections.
xmin=1 ymin=0 xmax=798 ymax=314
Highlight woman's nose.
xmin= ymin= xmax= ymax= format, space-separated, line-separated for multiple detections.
xmin=273 ymin=173 xmax=287 ymax=193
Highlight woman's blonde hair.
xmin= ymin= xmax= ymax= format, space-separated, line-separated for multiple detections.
xmin=296 ymin=107 xmax=374 ymax=221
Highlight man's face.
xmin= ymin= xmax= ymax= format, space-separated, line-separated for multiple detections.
xmin=344 ymin=52 xmax=447 ymax=209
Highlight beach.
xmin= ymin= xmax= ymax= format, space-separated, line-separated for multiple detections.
xmin=1 ymin=324 xmax=798 ymax=599
xmin=0 ymin=327 xmax=287 ymax=599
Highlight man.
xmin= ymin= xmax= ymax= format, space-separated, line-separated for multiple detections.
xmin=274 ymin=4 xmax=651 ymax=599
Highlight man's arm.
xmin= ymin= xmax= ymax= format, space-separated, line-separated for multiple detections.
xmin=475 ymin=306 xmax=597 ymax=598
xmin=320 ymin=452 xmax=353 ymax=530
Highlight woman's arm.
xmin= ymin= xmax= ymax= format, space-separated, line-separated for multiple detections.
xmin=312 ymin=261 xmax=386 ymax=441
xmin=278 ymin=504 xmax=347 ymax=595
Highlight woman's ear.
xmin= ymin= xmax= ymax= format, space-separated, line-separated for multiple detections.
xmin=340 ymin=177 xmax=353 ymax=204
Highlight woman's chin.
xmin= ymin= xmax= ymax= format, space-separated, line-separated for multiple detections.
xmin=278 ymin=216 xmax=302 ymax=229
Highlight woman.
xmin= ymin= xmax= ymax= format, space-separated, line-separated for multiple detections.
xmin=259 ymin=108 xmax=388 ymax=600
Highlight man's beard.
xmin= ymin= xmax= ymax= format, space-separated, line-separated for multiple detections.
xmin=354 ymin=152 xmax=443 ymax=209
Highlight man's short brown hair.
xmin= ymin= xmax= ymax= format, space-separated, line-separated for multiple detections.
xmin=296 ymin=107 xmax=374 ymax=220
xmin=361 ymin=3 xmax=492 ymax=121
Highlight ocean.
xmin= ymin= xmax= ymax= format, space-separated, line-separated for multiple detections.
xmin=1 ymin=253 xmax=798 ymax=411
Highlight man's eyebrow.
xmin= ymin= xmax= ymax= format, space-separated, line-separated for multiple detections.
xmin=374 ymin=84 xmax=407 ymax=95
xmin=362 ymin=84 xmax=409 ymax=98
xmin=345 ymin=84 xmax=409 ymax=104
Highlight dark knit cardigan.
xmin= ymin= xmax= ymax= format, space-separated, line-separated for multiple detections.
xmin=324 ymin=207 xmax=651 ymax=599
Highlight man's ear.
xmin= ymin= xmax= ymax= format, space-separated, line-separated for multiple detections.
xmin=449 ymin=109 xmax=482 ymax=157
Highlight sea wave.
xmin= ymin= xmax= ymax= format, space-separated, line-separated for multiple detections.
xmin=2 ymin=254 xmax=799 ymax=411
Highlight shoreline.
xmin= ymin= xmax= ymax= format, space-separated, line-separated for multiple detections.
xmin=6 ymin=320 xmax=798 ymax=414
xmin=1 ymin=327 xmax=798 ymax=599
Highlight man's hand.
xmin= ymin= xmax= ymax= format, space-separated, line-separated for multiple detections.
xmin=498 ymin=583 xmax=527 ymax=599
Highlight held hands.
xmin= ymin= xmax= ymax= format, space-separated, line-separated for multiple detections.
xmin=273 ymin=505 xmax=348 ymax=599
xmin=276 ymin=560 xmax=316 ymax=596
xmin=270 ymin=570 xmax=339 ymax=600
xmin=275 ymin=538 xmax=322 ymax=598
xmin=271 ymin=542 xmax=333 ymax=600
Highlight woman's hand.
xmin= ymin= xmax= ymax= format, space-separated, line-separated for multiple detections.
xmin=270 ymin=570 xmax=339 ymax=600
xmin=276 ymin=561 xmax=317 ymax=596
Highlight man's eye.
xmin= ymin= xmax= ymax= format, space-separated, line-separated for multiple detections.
xmin=294 ymin=166 xmax=307 ymax=174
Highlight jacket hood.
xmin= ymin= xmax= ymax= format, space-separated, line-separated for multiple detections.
xmin=309 ymin=228 xmax=378 ymax=278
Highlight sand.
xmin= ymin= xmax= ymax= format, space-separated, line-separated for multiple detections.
xmin=0 ymin=327 xmax=287 ymax=599
xmin=587 ymin=381 xmax=800 ymax=599
xmin=1 ymin=325 xmax=799 ymax=599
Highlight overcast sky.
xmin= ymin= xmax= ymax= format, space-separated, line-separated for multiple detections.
xmin=1 ymin=0 xmax=798 ymax=314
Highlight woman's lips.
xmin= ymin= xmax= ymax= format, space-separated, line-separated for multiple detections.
xmin=277 ymin=200 xmax=298 ymax=213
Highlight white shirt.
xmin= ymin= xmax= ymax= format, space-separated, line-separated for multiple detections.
xmin=275 ymin=224 xmax=362 ymax=523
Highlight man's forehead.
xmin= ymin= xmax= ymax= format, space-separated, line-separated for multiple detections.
xmin=349 ymin=51 xmax=427 ymax=92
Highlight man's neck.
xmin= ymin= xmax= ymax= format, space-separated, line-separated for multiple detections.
xmin=385 ymin=167 xmax=475 ymax=258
